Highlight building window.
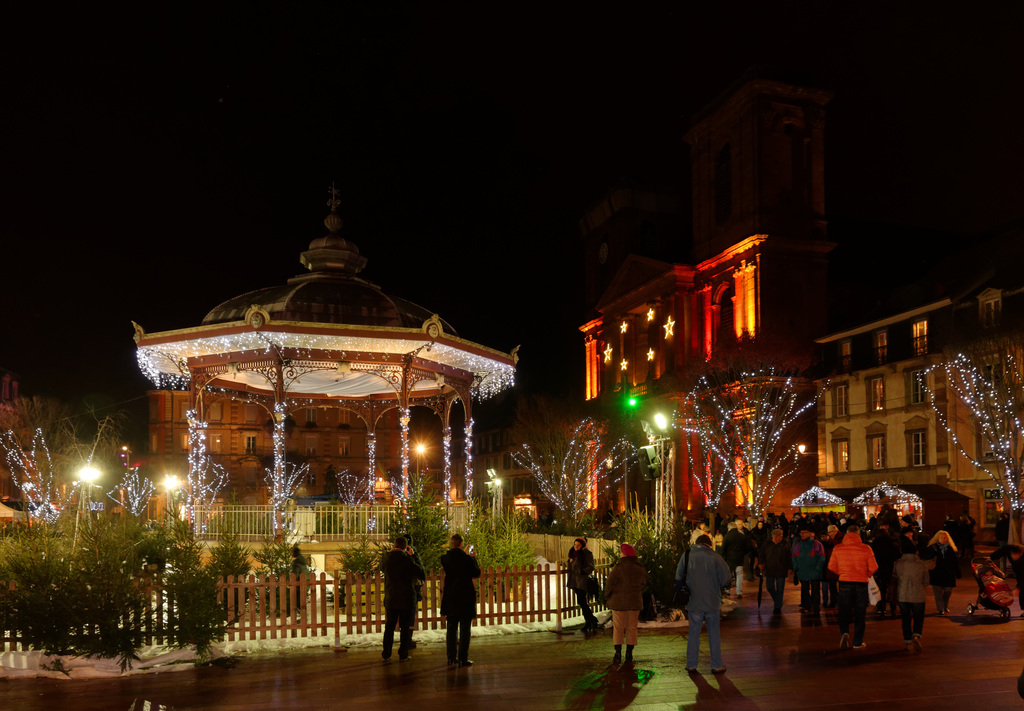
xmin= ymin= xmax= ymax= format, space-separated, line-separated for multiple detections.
xmin=873 ymin=330 xmax=888 ymax=365
xmin=839 ymin=340 xmax=852 ymax=372
xmin=245 ymin=435 xmax=257 ymax=454
xmin=305 ymin=435 xmax=318 ymax=456
xmin=834 ymin=439 xmax=850 ymax=472
xmin=715 ymin=143 xmax=733 ymax=224
xmin=245 ymin=405 xmax=258 ymax=423
xmin=339 ymin=409 xmax=350 ymax=424
xmin=305 ymin=408 xmax=317 ymax=426
xmin=982 ymin=296 xmax=1001 ymax=327
xmin=912 ymin=319 xmax=928 ymax=356
xmin=869 ymin=435 xmax=886 ymax=470
xmin=181 ymin=433 xmax=189 ymax=453
xmin=910 ymin=431 xmax=927 ymax=467
xmin=834 ymin=383 xmax=849 ymax=418
xmin=910 ymin=369 xmax=926 ymax=405
xmin=870 ymin=376 xmax=885 ymax=411
xmin=338 ymin=437 xmax=350 ymax=457
xmin=210 ymin=433 xmax=222 ymax=454
xmin=179 ymin=402 xmax=190 ymax=422
xmin=209 ymin=402 xmax=223 ymax=422
xmin=307 ymin=466 xmax=317 ymax=486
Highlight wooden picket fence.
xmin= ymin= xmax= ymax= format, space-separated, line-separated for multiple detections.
xmin=0 ymin=563 xmax=610 ymax=651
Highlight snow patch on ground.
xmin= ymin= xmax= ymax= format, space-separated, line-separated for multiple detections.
xmin=0 ymin=598 xmax=737 ymax=680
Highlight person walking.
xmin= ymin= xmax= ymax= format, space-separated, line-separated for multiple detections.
xmin=604 ymin=543 xmax=648 ymax=664
xmin=677 ymin=534 xmax=732 ymax=674
xmin=893 ymin=537 xmax=930 ymax=650
xmin=926 ymin=530 xmax=960 ymax=615
xmin=380 ymin=536 xmax=426 ymax=662
xmin=827 ymin=525 xmax=878 ymax=650
xmin=821 ymin=525 xmax=840 ymax=608
xmin=290 ymin=546 xmax=310 ymax=612
xmin=758 ymin=527 xmax=792 ymax=615
xmin=721 ymin=518 xmax=752 ymax=598
xmin=441 ymin=533 xmax=481 ymax=667
xmin=869 ymin=524 xmax=900 ymax=617
xmin=792 ymin=525 xmax=825 ymax=614
xmin=567 ymin=537 xmax=599 ymax=632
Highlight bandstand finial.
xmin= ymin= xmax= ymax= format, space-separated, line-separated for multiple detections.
xmin=324 ymin=182 xmax=343 ymax=234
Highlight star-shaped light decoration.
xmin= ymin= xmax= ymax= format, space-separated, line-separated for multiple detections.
xmin=620 ymin=359 xmax=628 ymax=371
xmin=620 ymin=321 xmax=628 ymax=334
xmin=646 ymin=308 xmax=655 ymax=322
xmin=603 ymin=344 xmax=613 ymax=363
xmin=664 ymin=316 xmax=675 ymax=338
xmin=647 ymin=349 xmax=655 ymax=361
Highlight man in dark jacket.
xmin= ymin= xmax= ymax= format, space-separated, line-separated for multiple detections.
xmin=721 ymin=519 xmax=752 ymax=598
xmin=441 ymin=533 xmax=481 ymax=667
xmin=380 ymin=536 xmax=426 ymax=662
xmin=869 ymin=525 xmax=901 ymax=617
xmin=758 ymin=528 xmax=793 ymax=614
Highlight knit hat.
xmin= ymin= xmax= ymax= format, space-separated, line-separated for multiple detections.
xmin=620 ymin=543 xmax=637 ymax=557
xmin=574 ymin=537 xmax=587 ymax=547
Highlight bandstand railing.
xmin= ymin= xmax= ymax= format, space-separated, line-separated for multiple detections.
xmin=193 ymin=504 xmax=470 ymax=541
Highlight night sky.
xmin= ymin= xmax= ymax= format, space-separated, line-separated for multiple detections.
xmin=3 ymin=3 xmax=1023 ymax=437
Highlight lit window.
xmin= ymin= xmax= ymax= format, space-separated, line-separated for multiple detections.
xmin=912 ymin=319 xmax=928 ymax=356
xmin=181 ymin=433 xmax=189 ymax=453
xmin=210 ymin=433 xmax=222 ymax=454
xmin=835 ymin=440 xmax=850 ymax=472
xmin=869 ymin=436 xmax=886 ymax=470
xmin=245 ymin=435 xmax=257 ymax=454
xmin=873 ymin=330 xmax=888 ymax=365
xmin=910 ymin=370 xmax=926 ymax=405
xmin=306 ymin=408 xmax=317 ymax=426
xmin=839 ymin=340 xmax=852 ymax=371
xmin=305 ymin=435 xmax=318 ymax=456
xmin=834 ymin=384 xmax=849 ymax=418
xmin=911 ymin=431 xmax=926 ymax=467
xmin=870 ymin=377 xmax=885 ymax=411
xmin=339 ymin=437 xmax=350 ymax=457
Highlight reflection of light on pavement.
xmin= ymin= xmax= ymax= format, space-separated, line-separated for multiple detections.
xmin=129 ymin=701 xmax=171 ymax=711
xmin=561 ymin=667 xmax=655 ymax=709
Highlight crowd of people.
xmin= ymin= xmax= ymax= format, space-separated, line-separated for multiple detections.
xmin=672 ymin=504 xmax=997 ymax=672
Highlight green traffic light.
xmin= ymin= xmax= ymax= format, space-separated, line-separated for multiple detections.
xmin=627 ymin=397 xmax=637 ymax=407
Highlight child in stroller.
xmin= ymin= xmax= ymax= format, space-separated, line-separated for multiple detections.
xmin=967 ymin=557 xmax=1014 ymax=620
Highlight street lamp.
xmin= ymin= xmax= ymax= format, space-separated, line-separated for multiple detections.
xmin=78 ymin=465 xmax=100 ymax=512
xmin=164 ymin=475 xmax=180 ymax=520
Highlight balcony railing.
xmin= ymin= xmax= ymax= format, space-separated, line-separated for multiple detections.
xmin=192 ymin=504 xmax=470 ymax=541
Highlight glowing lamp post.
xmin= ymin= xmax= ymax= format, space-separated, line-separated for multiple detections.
xmin=164 ymin=475 xmax=180 ymax=520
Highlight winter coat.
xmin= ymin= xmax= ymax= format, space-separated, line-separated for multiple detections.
xmin=827 ymin=532 xmax=879 ymax=583
xmin=604 ymin=556 xmax=648 ymax=611
xmin=870 ymin=531 xmax=901 ymax=580
xmin=291 ymin=553 xmax=310 ymax=577
xmin=381 ymin=548 xmax=426 ymax=610
xmin=792 ymin=537 xmax=826 ymax=581
xmin=927 ymin=544 xmax=961 ymax=587
xmin=721 ymin=528 xmax=752 ymax=568
xmin=440 ymin=547 xmax=481 ymax=619
xmin=567 ymin=547 xmax=595 ymax=591
xmin=676 ymin=544 xmax=731 ymax=613
xmin=893 ymin=553 xmax=930 ymax=603
xmin=759 ymin=538 xmax=793 ymax=578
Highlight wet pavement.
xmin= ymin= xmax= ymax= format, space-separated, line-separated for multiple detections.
xmin=4 ymin=568 xmax=1024 ymax=710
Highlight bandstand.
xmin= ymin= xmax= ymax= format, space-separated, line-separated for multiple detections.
xmin=133 ymin=190 xmax=517 ymax=526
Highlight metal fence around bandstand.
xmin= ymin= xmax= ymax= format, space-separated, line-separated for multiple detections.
xmin=193 ymin=504 xmax=471 ymax=542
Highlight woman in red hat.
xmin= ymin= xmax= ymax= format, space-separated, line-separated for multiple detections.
xmin=604 ymin=543 xmax=648 ymax=664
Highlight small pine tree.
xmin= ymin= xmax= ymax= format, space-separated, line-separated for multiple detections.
xmin=164 ymin=520 xmax=226 ymax=661
xmin=397 ymin=472 xmax=449 ymax=573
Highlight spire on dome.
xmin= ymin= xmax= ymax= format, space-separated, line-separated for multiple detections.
xmin=300 ymin=182 xmax=367 ymax=274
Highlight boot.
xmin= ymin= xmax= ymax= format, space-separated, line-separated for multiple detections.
xmin=612 ymin=645 xmax=621 ymax=664
xmin=624 ymin=645 xmax=634 ymax=663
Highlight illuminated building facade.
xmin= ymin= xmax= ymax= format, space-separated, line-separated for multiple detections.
xmin=580 ymin=76 xmax=833 ymax=518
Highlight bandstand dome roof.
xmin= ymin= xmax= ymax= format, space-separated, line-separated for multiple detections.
xmin=133 ymin=190 xmax=516 ymax=402
xmin=202 ymin=274 xmax=458 ymax=335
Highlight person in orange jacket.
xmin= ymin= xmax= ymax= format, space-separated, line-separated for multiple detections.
xmin=827 ymin=525 xmax=878 ymax=650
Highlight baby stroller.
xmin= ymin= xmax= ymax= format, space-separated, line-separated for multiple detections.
xmin=966 ymin=557 xmax=1014 ymax=620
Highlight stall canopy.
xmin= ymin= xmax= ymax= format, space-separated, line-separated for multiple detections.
xmin=791 ymin=486 xmax=846 ymax=511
